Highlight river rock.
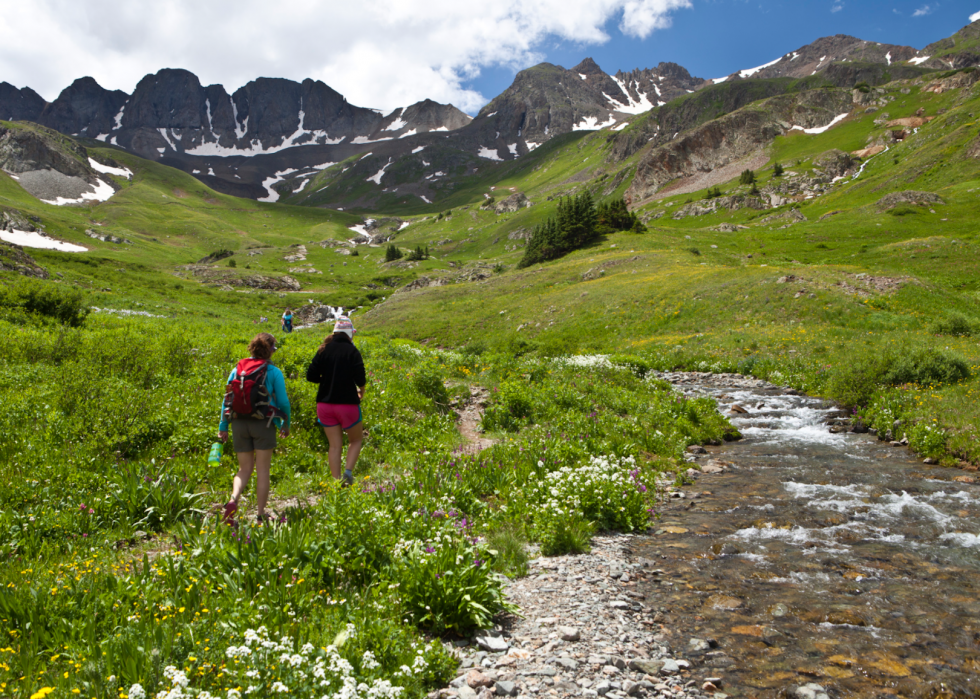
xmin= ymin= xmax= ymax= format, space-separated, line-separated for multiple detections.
xmin=793 ymin=683 xmax=829 ymax=699
xmin=467 ymin=671 xmax=494 ymax=689
xmin=457 ymin=686 xmax=478 ymax=699
xmin=689 ymin=638 xmax=711 ymax=652
xmin=707 ymin=594 xmax=744 ymax=610
xmin=559 ymin=626 xmax=580 ymax=642
xmin=494 ymin=681 xmax=518 ymax=696
xmin=628 ymin=659 xmax=664 ymax=675
xmin=595 ymin=681 xmax=611 ymax=696
xmin=686 ymin=445 xmax=707 ymax=454
xmin=475 ymin=635 xmax=509 ymax=653
xmin=659 ymin=659 xmax=680 ymax=675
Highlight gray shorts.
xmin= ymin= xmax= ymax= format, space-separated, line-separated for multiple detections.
xmin=231 ymin=418 xmax=277 ymax=452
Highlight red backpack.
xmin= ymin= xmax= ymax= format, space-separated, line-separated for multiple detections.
xmin=222 ymin=358 xmax=282 ymax=425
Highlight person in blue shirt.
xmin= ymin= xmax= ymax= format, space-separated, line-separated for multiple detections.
xmin=218 ymin=332 xmax=291 ymax=524
xmin=281 ymin=309 xmax=293 ymax=333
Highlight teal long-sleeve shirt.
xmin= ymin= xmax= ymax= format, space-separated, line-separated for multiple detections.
xmin=218 ymin=362 xmax=291 ymax=431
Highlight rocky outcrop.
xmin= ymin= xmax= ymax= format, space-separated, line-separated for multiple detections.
xmin=177 ymin=264 xmax=302 ymax=291
xmin=918 ymin=20 xmax=980 ymax=71
xmin=672 ymin=195 xmax=765 ymax=219
xmin=495 ymin=192 xmax=530 ymax=213
xmin=876 ymin=191 xmax=944 ymax=210
xmin=0 ymin=241 xmax=48 ymax=278
xmin=627 ymin=89 xmax=854 ymax=203
xmin=0 ymin=123 xmax=89 ymax=176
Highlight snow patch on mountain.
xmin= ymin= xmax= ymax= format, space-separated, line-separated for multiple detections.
xmin=790 ymin=113 xmax=849 ymax=134
xmin=385 ymin=118 xmax=408 ymax=131
xmin=41 ymin=178 xmax=115 ymax=206
xmin=477 ymin=146 xmax=502 ymax=161
xmin=366 ymin=159 xmax=393 ymax=185
xmin=909 ymin=55 xmax=930 ymax=65
xmin=739 ymin=56 xmax=783 ymax=78
xmin=573 ymin=115 xmax=617 ymax=131
xmin=88 ymin=158 xmax=132 ymax=179
xmin=0 ymin=229 xmax=87 ymax=252
xmin=412 ymin=146 xmax=426 ymax=154
xmin=606 ymin=77 xmax=656 ymax=114
xmin=258 ymin=168 xmax=297 ymax=202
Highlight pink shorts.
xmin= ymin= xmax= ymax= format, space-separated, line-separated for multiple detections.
xmin=316 ymin=403 xmax=362 ymax=429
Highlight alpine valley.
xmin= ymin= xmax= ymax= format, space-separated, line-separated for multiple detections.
xmin=4 ymin=15 xmax=980 ymax=699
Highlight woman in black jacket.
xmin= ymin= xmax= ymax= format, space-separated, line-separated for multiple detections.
xmin=306 ymin=316 xmax=366 ymax=485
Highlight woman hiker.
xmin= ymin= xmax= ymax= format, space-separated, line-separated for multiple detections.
xmin=218 ymin=332 xmax=291 ymax=524
xmin=281 ymin=308 xmax=293 ymax=333
xmin=306 ymin=316 xmax=366 ymax=486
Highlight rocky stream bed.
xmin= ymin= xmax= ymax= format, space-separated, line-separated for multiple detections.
xmin=434 ymin=373 xmax=980 ymax=699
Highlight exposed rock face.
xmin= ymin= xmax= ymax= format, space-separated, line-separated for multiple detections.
xmin=626 ymin=89 xmax=854 ymax=203
xmin=2 ymin=69 xmax=471 ymax=200
xmin=0 ymin=123 xmax=89 ymax=176
xmin=714 ymin=35 xmax=918 ymax=83
xmin=38 ymin=77 xmax=128 ymax=138
xmin=813 ymin=149 xmax=854 ymax=180
xmin=0 ymin=241 xmax=48 ymax=278
xmin=672 ymin=195 xmax=765 ymax=219
xmin=876 ymin=191 xmax=945 ymax=209
xmin=469 ymin=57 xmax=704 ymax=156
xmin=0 ymin=82 xmax=46 ymax=121
xmin=495 ymin=192 xmax=529 ymax=213
xmin=918 ymin=20 xmax=980 ymax=70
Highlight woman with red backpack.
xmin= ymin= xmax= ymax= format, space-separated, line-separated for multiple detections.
xmin=306 ymin=316 xmax=366 ymax=486
xmin=218 ymin=332 xmax=291 ymax=524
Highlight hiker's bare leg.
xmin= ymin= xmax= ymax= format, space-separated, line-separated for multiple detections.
xmin=344 ymin=423 xmax=364 ymax=473
xmin=323 ymin=425 xmax=344 ymax=479
xmin=231 ymin=452 xmax=255 ymax=503
xmin=254 ymin=449 xmax=272 ymax=516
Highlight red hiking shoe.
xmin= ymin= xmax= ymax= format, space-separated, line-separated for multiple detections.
xmin=222 ymin=500 xmax=238 ymax=526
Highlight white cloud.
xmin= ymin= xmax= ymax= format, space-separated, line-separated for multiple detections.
xmin=831 ymin=1 xmax=844 ymax=12
xmin=913 ymin=4 xmax=935 ymax=16
xmin=970 ymin=9 xmax=980 ymax=21
xmin=0 ymin=0 xmax=691 ymax=115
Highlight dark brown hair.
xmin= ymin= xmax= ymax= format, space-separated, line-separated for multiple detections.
xmin=317 ymin=332 xmax=351 ymax=355
xmin=249 ymin=332 xmax=276 ymax=360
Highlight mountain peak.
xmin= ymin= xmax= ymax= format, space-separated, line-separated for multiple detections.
xmin=573 ymin=57 xmax=604 ymax=74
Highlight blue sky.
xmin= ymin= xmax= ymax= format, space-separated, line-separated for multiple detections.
xmin=463 ymin=1 xmax=980 ymax=105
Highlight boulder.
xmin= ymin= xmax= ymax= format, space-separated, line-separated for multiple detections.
xmin=495 ymin=192 xmax=530 ymax=214
xmin=0 ymin=241 xmax=49 ymax=279
xmin=876 ymin=190 xmax=944 ymax=210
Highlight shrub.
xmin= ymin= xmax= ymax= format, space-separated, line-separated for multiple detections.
xmin=0 ymin=277 xmax=89 ymax=326
xmin=482 ymin=380 xmax=535 ymax=432
xmin=704 ymin=186 xmax=722 ymax=200
xmin=773 ymin=162 xmax=784 ymax=176
xmin=883 ymin=347 xmax=970 ymax=387
xmin=930 ymin=312 xmax=976 ymax=337
xmin=227 ymin=258 xmax=237 ymax=267
xmin=739 ymin=169 xmax=756 ymax=185
xmin=855 ymin=81 xmax=871 ymax=93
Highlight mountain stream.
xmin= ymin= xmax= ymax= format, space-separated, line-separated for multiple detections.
xmin=636 ymin=373 xmax=980 ymax=698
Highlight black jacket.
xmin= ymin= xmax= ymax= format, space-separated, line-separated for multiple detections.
xmin=305 ymin=335 xmax=366 ymax=404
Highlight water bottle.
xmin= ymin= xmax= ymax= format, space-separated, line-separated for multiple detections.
xmin=208 ymin=442 xmax=223 ymax=467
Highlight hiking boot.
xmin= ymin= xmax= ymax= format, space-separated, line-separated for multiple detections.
xmin=222 ymin=500 xmax=238 ymax=525
xmin=256 ymin=512 xmax=274 ymax=525
xmin=341 ymin=472 xmax=354 ymax=488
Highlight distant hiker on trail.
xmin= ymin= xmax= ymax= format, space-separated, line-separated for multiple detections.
xmin=218 ymin=332 xmax=291 ymax=524
xmin=306 ymin=316 xmax=366 ymax=486
xmin=282 ymin=308 xmax=293 ymax=334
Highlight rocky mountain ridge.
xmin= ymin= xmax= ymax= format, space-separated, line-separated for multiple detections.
xmin=0 ymin=68 xmax=471 ymax=199
xmin=2 ymin=21 xmax=978 ymax=205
